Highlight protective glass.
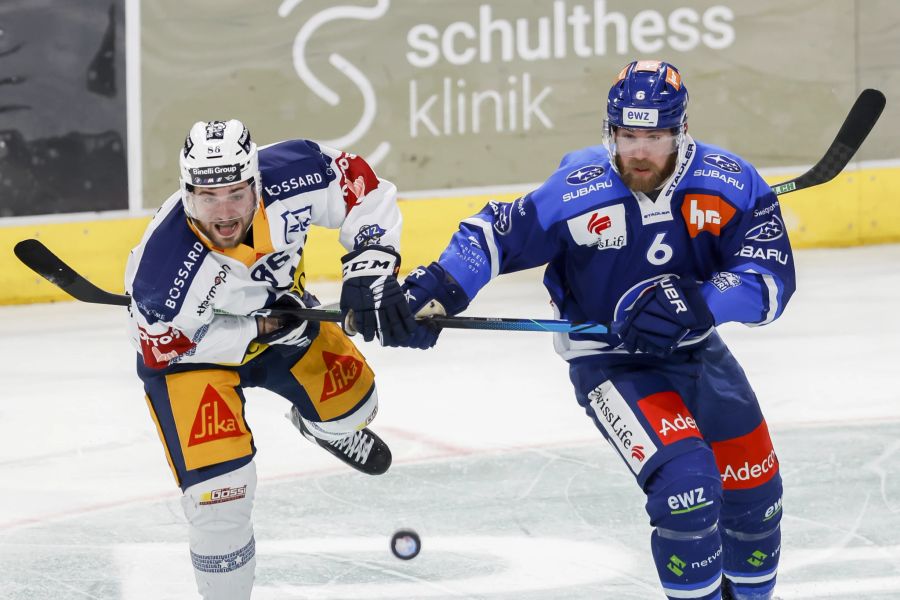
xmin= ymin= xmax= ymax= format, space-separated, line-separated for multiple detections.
xmin=184 ymin=181 xmax=257 ymax=223
xmin=613 ymin=127 xmax=680 ymax=156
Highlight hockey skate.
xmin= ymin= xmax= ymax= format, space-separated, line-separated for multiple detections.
xmin=287 ymin=406 xmax=392 ymax=475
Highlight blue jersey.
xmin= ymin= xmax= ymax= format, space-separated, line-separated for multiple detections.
xmin=436 ymin=136 xmax=796 ymax=360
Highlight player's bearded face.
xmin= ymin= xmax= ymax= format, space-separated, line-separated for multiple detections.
xmin=614 ymin=127 xmax=679 ymax=193
xmin=187 ymin=182 xmax=257 ymax=248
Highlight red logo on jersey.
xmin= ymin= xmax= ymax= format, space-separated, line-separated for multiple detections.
xmin=681 ymin=194 xmax=736 ymax=238
xmin=321 ymin=351 xmax=363 ymax=401
xmin=712 ymin=421 xmax=779 ymax=490
xmin=638 ymin=391 xmax=702 ymax=445
xmin=336 ymin=152 xmax=380 ymax=214
xmin=588 ymin=213 xmax=612 ymax=234
xmin=631 ymin=445 xmax=646 ymax=461
xmin=138 ymin=326 xmax=196 ymax=369
xmin=188 ymin=385 xmax=244 ymax=446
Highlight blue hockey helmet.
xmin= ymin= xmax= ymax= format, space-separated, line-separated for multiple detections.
xmin=605 ymin=60 xmax=688 ymax=131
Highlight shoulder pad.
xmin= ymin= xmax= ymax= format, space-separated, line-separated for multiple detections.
xmin=689 ymin=142 xmax=759 ymax=210
xmin=131 ymin=204 xmax=210 ymax=324
xmin=259 ymin=139 xmax=336 ymax=204
xmin=531 ymin=147 xmax=629 ymax=227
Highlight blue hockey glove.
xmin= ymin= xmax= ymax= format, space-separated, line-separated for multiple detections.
xmin=613 ymin=276 xmax=714 ymax=357
xmin=252 ymin=290 xmax=320 ymax=351
xmin=340 ymin=246 xmax=416 ymax=345
xmin=390 ymin=263 xmax=470 ymax=349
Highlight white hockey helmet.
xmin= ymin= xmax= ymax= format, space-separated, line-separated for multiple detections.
xmin=179 ymin=119 xmax=260 ymax=219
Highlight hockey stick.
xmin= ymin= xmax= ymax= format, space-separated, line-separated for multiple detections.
xmin=12 ymin=90 xmax=885 ymax=335
xmin=769 ymin=88 xmax=885 ymax=196
xmin=12 ymin=239 xmax=609 ymax=334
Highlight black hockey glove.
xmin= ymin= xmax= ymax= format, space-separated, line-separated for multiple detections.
xmin=340 ymin=246 xmax=415 ymax=345
xmin=252 ymin=290 xmax=320 ymax=351
xmin=613 ymin=276 xmax=714 ymax=357
xmin=390 ymin=262 xmax=470 ymax=349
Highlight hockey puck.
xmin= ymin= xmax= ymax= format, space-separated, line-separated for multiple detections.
xmin=390 ymin=529 xmax=421 ymax=560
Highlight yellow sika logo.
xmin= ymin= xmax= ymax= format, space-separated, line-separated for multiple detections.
xmin=188 ymin=384 xmax=244 ymax=446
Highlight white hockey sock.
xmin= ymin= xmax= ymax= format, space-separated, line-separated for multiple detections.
xmin=181 ymin=462 xmax=257 ymax=600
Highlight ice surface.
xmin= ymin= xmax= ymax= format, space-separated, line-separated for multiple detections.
xmin=1 ymin=245 xmax=898 ymax=599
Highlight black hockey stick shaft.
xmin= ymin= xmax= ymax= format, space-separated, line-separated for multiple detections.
xmin=770 ymin=89 xmax=885 ymax=196
xmin=13 ymin=239 xmax=609 ymax=333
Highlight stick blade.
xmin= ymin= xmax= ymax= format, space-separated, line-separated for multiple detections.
xmin=14 ymin=238 xmax=130 ymax=306
xmin=773 ymin=89 xmax=886 ymax=196
xmin=807 ymin=89 xmax=886 ymax=183
xmin=834 ymin=88 xmax=886 ymax=151
xmin=14 ymin=239 xmax=77 ymax=288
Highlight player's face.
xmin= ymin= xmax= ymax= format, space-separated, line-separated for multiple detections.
xmin=187 ymin=181 xmax=257 ymax=248
xmin=614 ymin=127 xmax=679 ymax=193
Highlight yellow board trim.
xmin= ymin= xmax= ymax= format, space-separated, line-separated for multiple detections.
xmin=3 ymin=165 xmax=900 ymax=306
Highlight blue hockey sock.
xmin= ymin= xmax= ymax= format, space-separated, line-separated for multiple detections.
xmin=721 ymin=524 xmax=780 ymax=599
xmin=652 ymin=526 xmax=724 ymax=600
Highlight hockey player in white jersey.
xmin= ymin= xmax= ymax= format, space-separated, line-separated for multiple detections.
xmin=393 ymin=61 xmax=794 ymax=600
xmin=125 ymin=119 xmax=414 ymax=599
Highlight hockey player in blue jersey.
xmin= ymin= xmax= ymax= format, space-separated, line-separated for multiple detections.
xmin=125 ymin=119 xmax=415 ymax=599
xmin=394 ymin=61 xmax=793 ymax=600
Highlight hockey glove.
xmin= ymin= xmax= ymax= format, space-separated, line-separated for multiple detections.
xmin=613 ymin=276 xmax=714 ymax=357
xmin=252 ymin=290 xmax=320 ymax=351
xmin=340 ymin=246 xmax=416 ymax=345
xmin=390 ymin=262 xmax=470 ymax=349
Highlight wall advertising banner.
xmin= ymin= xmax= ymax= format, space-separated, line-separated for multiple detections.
xmin=140 ymin=0 xmax=897 ymax=208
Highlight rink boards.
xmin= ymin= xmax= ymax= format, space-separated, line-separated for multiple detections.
xmin=1 ymin=162 xmax=899 ymax=306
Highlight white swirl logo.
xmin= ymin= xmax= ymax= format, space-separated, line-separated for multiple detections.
xmin=278 ymin=0 xmax=391 ymax=166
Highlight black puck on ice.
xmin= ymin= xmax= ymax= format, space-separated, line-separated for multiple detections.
xmin=390 ymin=529 xmax=421 ymax=560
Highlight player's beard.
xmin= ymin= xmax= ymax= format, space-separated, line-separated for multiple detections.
xmin=617 ymin=153 xmax=678 ymax=194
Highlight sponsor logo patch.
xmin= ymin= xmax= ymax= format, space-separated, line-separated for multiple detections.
xmin=354 ymin=224 xmax=386 ymax=248
xmin=196 ymin=265 xmax=231 ymax=316
xmin=205 ymin=121 xmax=227 ymax=140
xmin=622 ymin=107 xmax=658 ymax=127
xmin=745 ymin=215 xmax=785 ymax=242
xmin=138 ymin=326 xmax=196 ymax=369
xmin=189 ymin=385 xmax=245 ymax=446
xmin=637 ymin=391 xmax=702 ymax=445
xmin=702 ymin=153 xmax=742 ymax=173
xmin=200 ymin=485 xmax=248 ymax=505
xmin=189 ymin=164 xmax=241 ymax=186
xmin=682 ymin=194 xmax=736 ymax=238
xmin=737 ymin=245 xmax=789 ymax=265
xmin=587 ymin=381 xmax=656 ymax=475
xmin=321 ymin=351 xmax=363 ymax=402
xmin=710 ymin=271 xmax=742 ymax=292
xmin=565 ymin=165 xmax=605 ymax=185
xmin=490 ymin=201 xmax=515 ymax=235
xmin=567 ymin=204 xmax=627 ymax=251
xmin=712 ymin=420 xmax=779 ymax=490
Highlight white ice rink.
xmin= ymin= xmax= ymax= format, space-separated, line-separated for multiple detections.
xmin=1 ymin=245 xmax=899 ymax=599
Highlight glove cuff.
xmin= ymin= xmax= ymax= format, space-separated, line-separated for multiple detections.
xmin=408 ymin=262 xmax=471 ymax=316
xmin=341 ymin=245 xmax=400 ymax=280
